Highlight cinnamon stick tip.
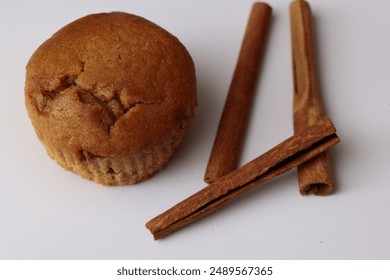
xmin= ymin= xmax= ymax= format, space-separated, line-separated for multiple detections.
xmin=252 ymin=2 xmax=272 ymax=12
xmin=145 ymin=221 xmax=160 ymax=241
xmin=251 ymin=2 xmax=272 ymax=18
xmin=300 ymin=182 xmax=335 ymax=196
xmin=290 ymin=0 xmax=310 ymax=10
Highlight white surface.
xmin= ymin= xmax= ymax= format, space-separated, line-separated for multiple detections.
xmin=1 ymin=0 xmax=389 ymax=259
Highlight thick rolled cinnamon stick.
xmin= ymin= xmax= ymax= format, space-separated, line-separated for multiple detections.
xmin=204 ymin=2 xmax=272 ymax=184
xmin=146 ymin=117 xmax=339 ymax=240
xmin=290 ymin=0 xmax=335 ymax=195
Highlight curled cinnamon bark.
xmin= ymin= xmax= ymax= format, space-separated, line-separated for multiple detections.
xmin=204 ymin=2 xmax=272 ymax=183
xmin=290 ymin=0 xmax=336 ymax=195
xmin=146 ymin=117 xmax=339 ymax=240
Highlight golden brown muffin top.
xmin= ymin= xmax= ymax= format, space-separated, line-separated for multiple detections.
xmin=25 ymin=12 xmax=196 ymax=157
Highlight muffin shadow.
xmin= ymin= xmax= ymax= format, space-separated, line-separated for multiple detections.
xmin=160 ymin=72 xmax=222 ymax=180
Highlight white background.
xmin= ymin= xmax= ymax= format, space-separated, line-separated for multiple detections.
xmin=1 ymin=0 xmax=389 ymax=259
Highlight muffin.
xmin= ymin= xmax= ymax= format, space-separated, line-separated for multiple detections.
xmin=25 ymin=12 xmax=197 ymax=185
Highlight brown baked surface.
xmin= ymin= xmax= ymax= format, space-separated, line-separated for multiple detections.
xmin=25 ymin=12 xmax=196 ymax=185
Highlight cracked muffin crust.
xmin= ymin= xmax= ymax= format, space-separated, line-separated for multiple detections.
xmin=25 ymin=12 xmax=197 ymax=185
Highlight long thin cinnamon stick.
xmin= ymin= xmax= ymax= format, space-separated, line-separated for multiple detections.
xmin=146 ymin=117 xmax=339 ymax=240
xmin=204 ymin=2 xmax=272 ymax=184
xmin=290 ymin=0 xmax=335 ymax=195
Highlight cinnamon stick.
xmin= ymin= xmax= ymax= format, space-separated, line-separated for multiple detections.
xmin=204 ymin=2 xmax=272 ymax=183
xmin=146 ymin=117 xmax=339 ymax=240
xmin=290 ymin=0 xmax=335 ymax=195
